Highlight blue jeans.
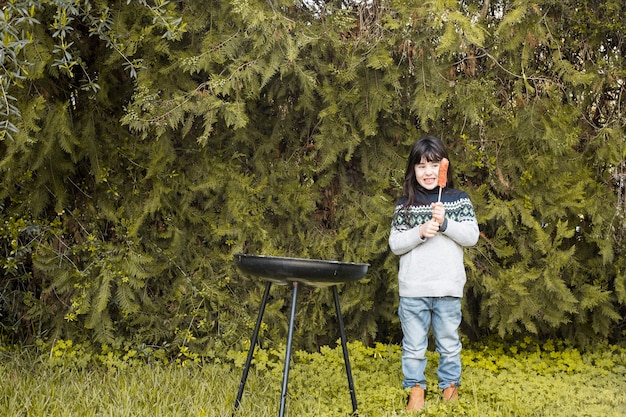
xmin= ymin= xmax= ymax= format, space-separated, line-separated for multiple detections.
xmin=398 ymin=297 xmax=462 ymax=390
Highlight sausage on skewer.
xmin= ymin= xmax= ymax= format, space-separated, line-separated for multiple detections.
xmin=437 ymin=158 xmax=449 ymax=202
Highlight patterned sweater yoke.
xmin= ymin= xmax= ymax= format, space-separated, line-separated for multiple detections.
xmin=391 ymin=188 xmax=477 ymax=232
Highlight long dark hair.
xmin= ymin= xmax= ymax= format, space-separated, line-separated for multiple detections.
xmin=402 ymin=135 xmax=454 ymax=206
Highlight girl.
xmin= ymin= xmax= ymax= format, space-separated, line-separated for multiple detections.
xmin=388 ymin=136 xmax=479 ymax=411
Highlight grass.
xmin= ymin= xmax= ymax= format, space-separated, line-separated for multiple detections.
xmin=1 ymin=339 xmax=626 ymax=416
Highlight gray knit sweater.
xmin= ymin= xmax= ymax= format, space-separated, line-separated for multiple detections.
xmin=389 ymin=188 xmax=479 ymax=298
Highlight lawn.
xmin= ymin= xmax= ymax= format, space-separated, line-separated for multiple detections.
xmin=1 ymin=339 xmax=625 ymax=416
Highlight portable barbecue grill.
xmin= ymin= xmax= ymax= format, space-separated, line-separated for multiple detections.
xmin=232 ymin=254 xmax=369 ymax=417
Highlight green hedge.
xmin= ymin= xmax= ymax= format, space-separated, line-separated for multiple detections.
xmin=1 ymin=0 xmax=625 ymax=351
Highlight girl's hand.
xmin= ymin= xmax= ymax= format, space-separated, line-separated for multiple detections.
xmin=420 ymin=220 xmax=440 ymax=239
xmin=431 ymin=202 xmax=445 ymax=225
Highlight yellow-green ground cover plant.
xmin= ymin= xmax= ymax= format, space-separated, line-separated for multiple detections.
xmin=1 ymin=338 xmax=625 ymax=416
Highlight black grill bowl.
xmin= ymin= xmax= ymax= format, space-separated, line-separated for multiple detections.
xmin=234 ymin=254 xmax=369 ymax=287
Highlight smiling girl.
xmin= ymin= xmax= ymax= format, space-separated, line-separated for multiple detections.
xmin=388 ymin=135 xmax=479 ymax=411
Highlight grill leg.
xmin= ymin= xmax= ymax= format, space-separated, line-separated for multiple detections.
xmin=333 ymin=285 xmax=358 ymax=415
xmin=233 ymin=281 xmax=272 ymax=416
xmin=279 ymin=281 xmax=299 ymax=417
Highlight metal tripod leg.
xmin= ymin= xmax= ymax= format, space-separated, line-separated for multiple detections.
xmin=279 ymin=281 xmax=299 ymax=417
xmin=234 ymin=281 xmax=356 ymax=416
xmin=333 ymin=285 xmax=358 ymax=415
xmin=233 ymin=281 xmax=272 ymax=416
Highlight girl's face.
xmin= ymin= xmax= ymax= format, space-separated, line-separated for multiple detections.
xmin=414 ymin=157 xmax=442 ymax=190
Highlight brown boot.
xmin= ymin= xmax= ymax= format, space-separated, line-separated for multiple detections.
xmin=442 ymin=382 xmax=458 ymax=402
xmin=407 ymin=384 xmax=425 ymax=412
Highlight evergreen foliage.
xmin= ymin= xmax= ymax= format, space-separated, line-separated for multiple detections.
xmin=1 ymin=0 xmax=625 ymax=352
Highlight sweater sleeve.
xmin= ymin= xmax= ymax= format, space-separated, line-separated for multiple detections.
xmin=389 ymin=226 xmax=426 ymax=255
xmin=441 ymin=218 xmax=479 ymax=247
xmin=440 ymin=191 xmax=479 ymax=247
